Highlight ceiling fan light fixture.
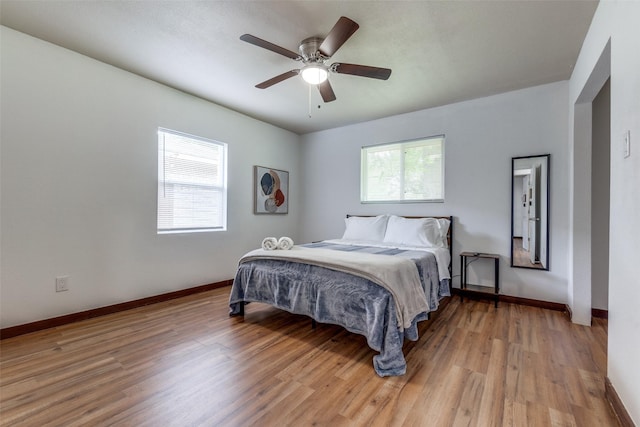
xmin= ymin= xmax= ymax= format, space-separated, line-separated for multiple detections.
xmin=301 ymin=64 xmax=328 ymax=85
xmin=241 ymin=16 xmax=391 ymax=102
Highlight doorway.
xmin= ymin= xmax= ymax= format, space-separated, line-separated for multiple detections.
xmin=571 ymin=40 xmax=611 ymax=325
xmin=591 ymin=78 xmax=610 ymax=317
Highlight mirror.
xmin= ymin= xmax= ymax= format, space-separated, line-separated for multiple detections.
xmin=511 ymin=154 xmax=550 ymax=270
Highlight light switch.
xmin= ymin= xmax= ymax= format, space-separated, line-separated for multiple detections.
xmin=624 ymin=130 xmax=631 ymax=158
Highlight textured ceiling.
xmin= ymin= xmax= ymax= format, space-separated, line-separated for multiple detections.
xmin=0 ymin=1 xmax=598 ymax=134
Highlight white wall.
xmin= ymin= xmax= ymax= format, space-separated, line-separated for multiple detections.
xmin=569 ymin=1 xmax=640 ymax=423
xmin=0 ymin=27 xmax=301 ymax=328
xmin=591 ymin=78 xmax=610 ymax=311
xmin=300 ymin=81 xmax=569 ymax=303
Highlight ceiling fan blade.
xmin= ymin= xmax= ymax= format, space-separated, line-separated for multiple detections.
xmin=318 ymin=80 xmax=337 ymax=102
xmin=256 ymin=70 xmax=299 ymax=89
xmin=318 ymin=17 xmax=359 ymax=58
xmin=240 ymin=34 xmax=301 ymax=60
xmin=332 ymin=63 xmax=392 ymax=80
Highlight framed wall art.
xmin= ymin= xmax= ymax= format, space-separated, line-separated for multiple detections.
xmin=254 ymin=166 xmax=289 ymax=214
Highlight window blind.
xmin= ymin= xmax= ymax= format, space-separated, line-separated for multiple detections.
xmin=157 ymin=129 xmax=227 ymax=233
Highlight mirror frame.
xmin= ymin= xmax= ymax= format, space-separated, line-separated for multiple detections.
xmin=510 ymin=154 xmax=550 ymax=270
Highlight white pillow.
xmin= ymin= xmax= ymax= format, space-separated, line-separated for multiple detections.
xmin=436 ymin=218 xmax=451 ymax=248
xmin=342 ymin=215 xmax=388 ymax=241
xmin=383 ymin=215 xmax=442 ymax=248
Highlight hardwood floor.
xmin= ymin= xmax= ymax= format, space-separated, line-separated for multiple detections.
xmin=0 ymin=287 xmax=618 ymax=426
xmin=512 ymin=237 xmax=545 ymax=269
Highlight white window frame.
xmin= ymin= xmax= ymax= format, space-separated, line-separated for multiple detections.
xmin=157 ymin=128 xmax=228 ymax=234
xmin=360 ymin=135 xmax=445 ymax=203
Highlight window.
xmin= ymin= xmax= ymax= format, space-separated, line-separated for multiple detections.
xmin=361 ymin=135 xmax=444 ymax=203
xmin=157 ymin=128 xmax=227 ymax=233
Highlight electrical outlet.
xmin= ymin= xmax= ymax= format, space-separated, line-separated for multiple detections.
xmin=55 ymin=276 xmax=69 ymax=292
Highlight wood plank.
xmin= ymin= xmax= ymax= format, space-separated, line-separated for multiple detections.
xmin=0 ymin=288 xmax=621 ymax=426
xmin=0 ymin=280 xmax=232 ymax=339
xmin=475 ymin=338 xmax=508 ymax=426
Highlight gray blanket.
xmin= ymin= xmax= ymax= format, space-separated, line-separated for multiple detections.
xmin=239 ymin=246 xmax=429 ymax=329
xmin=229 ymin=242 xmax=450 ymax=376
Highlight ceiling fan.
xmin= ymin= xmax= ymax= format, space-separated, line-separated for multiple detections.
xmin=240 ymin=16 xmax=392 ymax=103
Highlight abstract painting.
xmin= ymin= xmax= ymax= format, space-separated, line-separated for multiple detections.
xmin=254 ymin=166 xmax=289 ymax=214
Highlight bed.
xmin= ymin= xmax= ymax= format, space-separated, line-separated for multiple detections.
xmin=229 ymin=214 xmax=452 ymax=376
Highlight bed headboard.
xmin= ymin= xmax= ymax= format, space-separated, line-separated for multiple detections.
xmin=346 ymin=215 xmax=454 ymax=271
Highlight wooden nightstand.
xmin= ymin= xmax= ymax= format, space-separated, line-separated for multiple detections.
xmin=459 ymin=252 xmax=500 ymax=307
